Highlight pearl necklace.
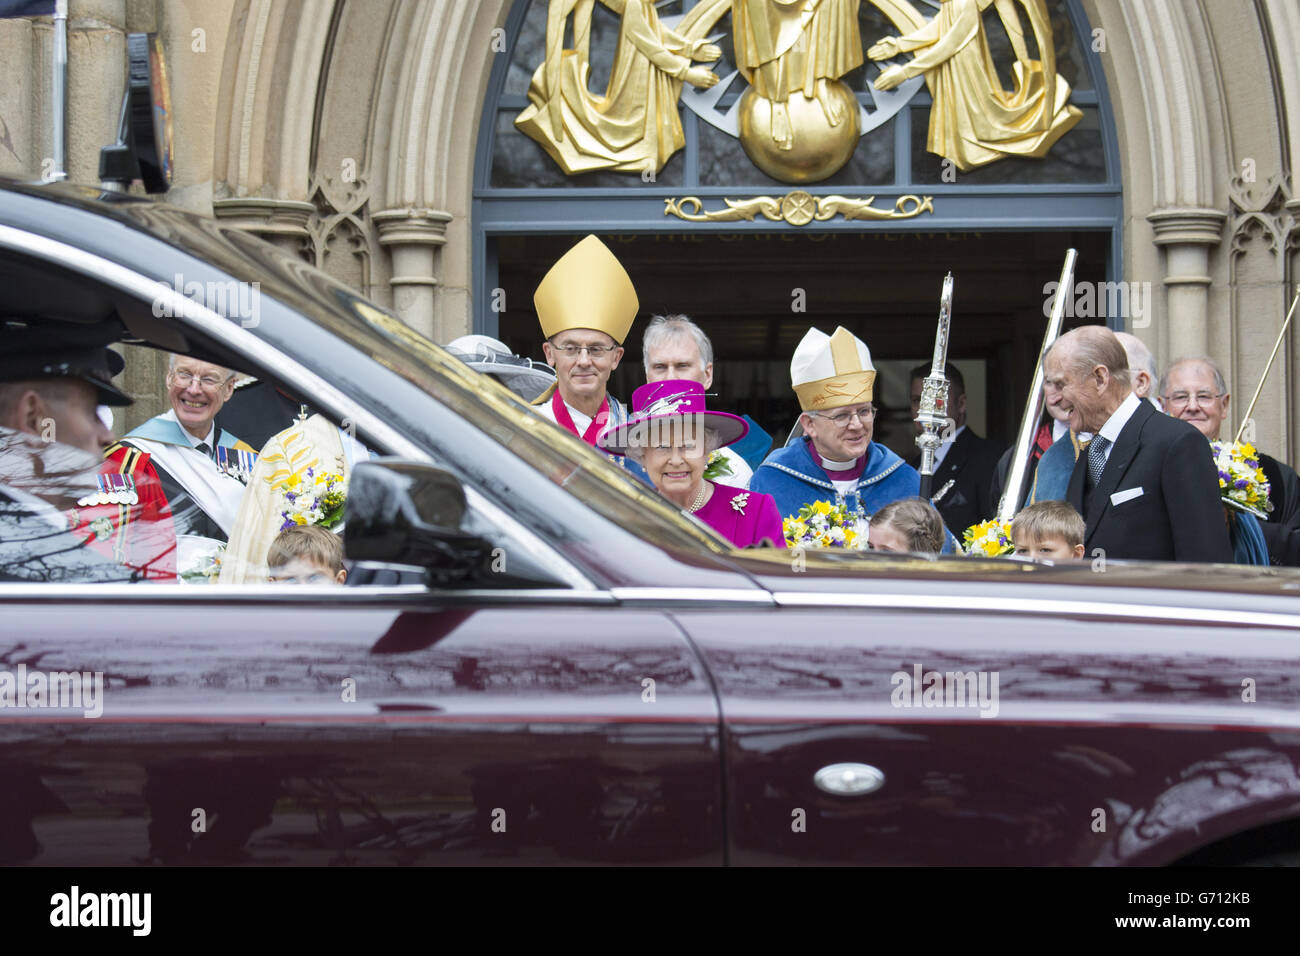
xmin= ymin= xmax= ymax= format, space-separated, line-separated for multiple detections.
xmin=687 ymin=481 xmax=710 ymax=513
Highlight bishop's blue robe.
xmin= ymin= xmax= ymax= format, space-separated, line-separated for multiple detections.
xmin=752 ymin=437 xmax=920 ymax=520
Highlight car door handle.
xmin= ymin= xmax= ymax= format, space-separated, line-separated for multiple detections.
xmin=813 ymin=763 xmax=886 ymax=796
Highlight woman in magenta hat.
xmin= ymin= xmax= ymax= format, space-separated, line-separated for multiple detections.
xmin=598 ymin=380 xmax=785 ymax=549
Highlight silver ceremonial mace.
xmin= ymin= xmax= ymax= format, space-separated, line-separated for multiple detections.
xmin=915 ymin=272 xmax=954 ymax=500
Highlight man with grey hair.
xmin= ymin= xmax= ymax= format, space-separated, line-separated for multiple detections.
xmin=110 ymin=354 xmax=258 ymax=577
xmin=1044 ymin=325 xmax=1230 ymax=563
xmin=1113 ymin=331 xmax=1160 ymax=407
xmin=1160 ymin=356 xmax=1300 ymax=564
xmin=642 ymin=314 xmax=753 ymax=487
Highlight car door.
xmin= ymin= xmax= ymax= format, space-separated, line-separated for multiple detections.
xmin=0 ymin=583 xmax=723 ymax=865
xmin=671 ymin=565 xmax=1300 ymax=866
xmin=0 ymin=204 xmax=726 ymax=866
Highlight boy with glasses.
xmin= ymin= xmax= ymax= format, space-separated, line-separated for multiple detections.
xmin=751 ymin=326 xmax=920 ymax=521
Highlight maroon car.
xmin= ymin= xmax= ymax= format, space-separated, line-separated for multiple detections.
xmin=2 ymin=179 xmax=1300 ymax=866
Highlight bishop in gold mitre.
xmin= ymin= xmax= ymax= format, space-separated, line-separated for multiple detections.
xmin=530 ymin=236 xmax=650 ymax=480
xmin=750 ymin=326 xmax=921 ymax=520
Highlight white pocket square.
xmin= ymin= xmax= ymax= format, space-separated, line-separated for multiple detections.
xmin=1111 ymin=486 xmax=1144 ymax=506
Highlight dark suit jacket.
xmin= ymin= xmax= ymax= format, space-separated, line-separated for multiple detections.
xmin=908 ymin=426 xmax=1000 ymax=536
xmin=1066 ymin=400 xmax=1232 ymax=563
xmin=1259 ymin=453 xmax=1300 ymax=565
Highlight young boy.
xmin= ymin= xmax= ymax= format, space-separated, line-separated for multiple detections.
xmin=868 ymin=498 xmax=945 ymax=556
xmin=266 ymin=524 xmax=347 ymax=584
xmin=1011 ymin=499 xmax=1086 ymax=562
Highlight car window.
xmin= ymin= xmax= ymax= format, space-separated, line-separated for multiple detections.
xmin=0 ymin=253 xmax=607 ymax=592
xmin=0 ymin=190 xmax=728 ymax=588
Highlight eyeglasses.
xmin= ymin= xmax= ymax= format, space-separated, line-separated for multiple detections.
xmin=170 ymin=369 xmax=229 ymax=389
xmin=550 ymin=343 xmax=619 ymax=358
xmin=1163 ymin=391 xmax=1221 ymax=409
xmin=813 ymin=405 xmax=875 ymax=429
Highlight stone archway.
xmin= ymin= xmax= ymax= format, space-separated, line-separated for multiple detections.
xmin=211 ymin=0 xmax=511 ymax=341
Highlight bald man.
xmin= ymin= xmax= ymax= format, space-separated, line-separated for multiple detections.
xmin=1044 ymin=326 xmax=1231 ymax=563
xmin=1113 ymin=331 xmax=1160 ymax=407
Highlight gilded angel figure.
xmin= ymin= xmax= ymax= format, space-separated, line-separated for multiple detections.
xmin=869 ymin=0 xmax=1082 ymax=171
xmin=515 ymin=0 xmax=722 ymax=176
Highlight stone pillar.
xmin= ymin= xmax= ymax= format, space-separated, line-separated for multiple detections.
xmin=1147 ymin=208 xmax=1226 ymax=361
xmin=211 ymin=197 xmax=315 ymax=257
xmin=373 ymin=207 xmax=453 ymax=341
xmin=0 ymin=17 xmax=36 ymax=177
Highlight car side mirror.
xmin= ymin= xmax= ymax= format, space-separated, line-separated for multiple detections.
xmin=344 ymin=460 xmax=489 ymax=586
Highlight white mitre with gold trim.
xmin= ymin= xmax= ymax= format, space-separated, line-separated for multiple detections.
xmin=791 ymin=326 xmax=876 ymax=412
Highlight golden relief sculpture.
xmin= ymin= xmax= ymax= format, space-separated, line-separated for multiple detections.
xmin=731 ymin=0 xmax=864 ymax=182
xmin=514 ymin=0 xmax=724 ymax=175
xmin=664 ymin=191 xmax=933 ymax=225
xmin=515 ymin=0 xmax=1082 ymax=183
xmin=869 ymin=0 xmax=1082 ymax=171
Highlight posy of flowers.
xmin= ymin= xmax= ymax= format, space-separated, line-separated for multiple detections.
xmin=1210 ymin=440 xmax=1272 ymax=519
xmin=783 ymin=500 xmax=869 ymax=549
xmin=962 ymin=518 xmax=1014 ymax=557
xmin=279 ymin=468 xmax=347 ymax=531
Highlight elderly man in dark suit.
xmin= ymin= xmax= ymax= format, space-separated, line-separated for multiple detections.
xmin=1160 ymin=356 xmax=1300 ymax=565
xmin=907 ymin=362 xmax=999 ymax=536
xmin=1044 ymin=326 xmax=1232 ymax=564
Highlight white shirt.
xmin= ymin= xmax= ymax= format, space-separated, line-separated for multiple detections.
xmin=1094 ymin=391 xmax=1142 ymax=465
xmin=533 ymin=395 xmax=594 ymax=435
xmin=1051 ymin=419 xmax=1070 ymax=442
xmin=179 ymin=417 xmax=216 ymax=450
xmin=820 ymin=454 xmax=860 ymax=498
xmin=932 ymin=424 xmax=965 ymax=470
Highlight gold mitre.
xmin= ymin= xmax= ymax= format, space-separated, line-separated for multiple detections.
xmin=534 ymin=235 xmax=639 ymax=344
xmin=791 ymin=326 xmax=876 ymax=412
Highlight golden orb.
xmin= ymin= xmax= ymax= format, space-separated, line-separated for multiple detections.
xmin=737 ymin=80 xmax=861 ymax=184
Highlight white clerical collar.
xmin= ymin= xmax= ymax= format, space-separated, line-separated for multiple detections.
xmin=1098 ymin=391 xmax=1141 ymax=445
xmin=1052 ymin=419 xmax=1070 ymax=442
xmin=819 ymin=455 xmax=858 ymax=472
xmin=163 ymin=409 xmax=216 ymax=449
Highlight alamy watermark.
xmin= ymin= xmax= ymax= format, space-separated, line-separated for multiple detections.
xmin=1043 ymin=279 xmax=1152 ymax=328
xmin=152 ymin=273 xmax=261 ymax=328
xmin=890 ymin=662 xmax=999 ymax=718
xmin=0 ymin=665 xmax=104 ymax=718
xmin=50 ymin=886 xmax=150 ymax=935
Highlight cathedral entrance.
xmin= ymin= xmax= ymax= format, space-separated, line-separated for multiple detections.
xmin=493 ymin=228 xmax=1112 ymax=459
xmin=477 ymin=0 xmax=1120 ymax=458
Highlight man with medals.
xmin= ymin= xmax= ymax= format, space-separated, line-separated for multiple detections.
xmin=751 ymin=326 xmax=920 ymax=520
xmin=0 ymin=320 xmax=172 ymax=582
xmin=108 ymin=354 xmax=257 ymax=579
xmin=530 ymin=234 xmax=651 ymax=484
